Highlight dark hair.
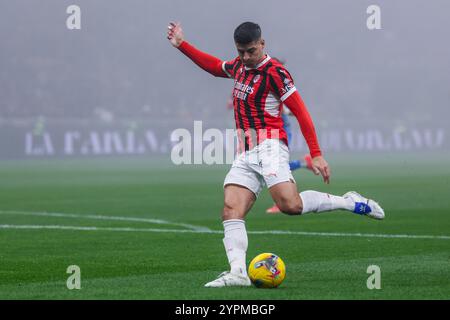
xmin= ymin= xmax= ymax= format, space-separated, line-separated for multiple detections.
xmin=233 ymin=22 xmax=261 ymax=44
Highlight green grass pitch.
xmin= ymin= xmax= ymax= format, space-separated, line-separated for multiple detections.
xmin=0 ymin=154 xmax=449 ymax=299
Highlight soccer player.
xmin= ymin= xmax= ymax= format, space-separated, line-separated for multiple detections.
xmin=167 ymin=21 xmax=385 ymax=287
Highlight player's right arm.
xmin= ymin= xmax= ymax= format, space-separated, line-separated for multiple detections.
xmin=167 ymin=22 xmax=228 ymax=78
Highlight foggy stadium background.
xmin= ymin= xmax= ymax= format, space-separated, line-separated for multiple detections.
xmin=1 ymin=0 xmax=449 ymax=159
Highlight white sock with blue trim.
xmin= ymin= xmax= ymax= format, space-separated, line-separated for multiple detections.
xmin=299 ymin=190 xmax=353 ymax=214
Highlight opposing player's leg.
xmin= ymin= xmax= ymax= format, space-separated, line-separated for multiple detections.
xmin=288 ymin=154 xmax=313 ymax=172
xmin=266 ymin=203 xmax=282 ymax=214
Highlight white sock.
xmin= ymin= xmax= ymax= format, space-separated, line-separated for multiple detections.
xmin=299 ymin=190 xmax=354 ymax=214
xmin=222 ymin=219 xmax=248 ymax=276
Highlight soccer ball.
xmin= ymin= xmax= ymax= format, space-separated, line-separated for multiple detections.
xmin=248 ymin=253 xmax=286 ymax=288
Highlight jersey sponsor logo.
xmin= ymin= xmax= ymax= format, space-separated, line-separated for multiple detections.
xmin=233 ymin=80 xmax=254 ymax=100
xmin=233 ymin=89 xmax=248 ymax=100
xmin=234 ymin=81 xmax=254 ymax=94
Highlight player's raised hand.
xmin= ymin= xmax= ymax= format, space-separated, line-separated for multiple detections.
xmin=167 ymin=21 xmax=184 ymax=48
xmin=311 ymin=155 xmax=331 ymax=184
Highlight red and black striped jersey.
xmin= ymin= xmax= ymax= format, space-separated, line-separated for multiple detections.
xmin=222 ymin=55 xmax=296 ymax=150
xmin=177 ymin=41 xmax=321 ymax=157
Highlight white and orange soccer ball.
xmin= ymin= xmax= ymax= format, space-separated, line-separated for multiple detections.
xmin=248 ymin=253 xmax=286 ymax=288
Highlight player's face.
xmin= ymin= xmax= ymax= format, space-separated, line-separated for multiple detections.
xmin=235 ymin=39 xmax=265 ymax=68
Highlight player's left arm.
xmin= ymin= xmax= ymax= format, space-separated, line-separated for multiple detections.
xmin=269 ymin=67 xmax=330 ymax=184
xmin=284 ymin=92 xmax=330 ymax=184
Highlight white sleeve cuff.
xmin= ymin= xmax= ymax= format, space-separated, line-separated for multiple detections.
xmin=222 ymin=61 xmax=232 ymax=78
xmin=280 ymin=86 xmax=297 ymax=101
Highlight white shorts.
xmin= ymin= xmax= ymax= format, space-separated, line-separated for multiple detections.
xmin=223 ymin=139 xmax=295 ymax=197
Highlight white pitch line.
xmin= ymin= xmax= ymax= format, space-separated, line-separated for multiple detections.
xmin=1 ymin=224 xmax=449 ymax=240
xmin=0 ymin=210 xmax=211 ymax=232
xmin=0 ymin=224 xmax=211 ymax=234
xmin=248 ymin=230 xmax=450 ymax=240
